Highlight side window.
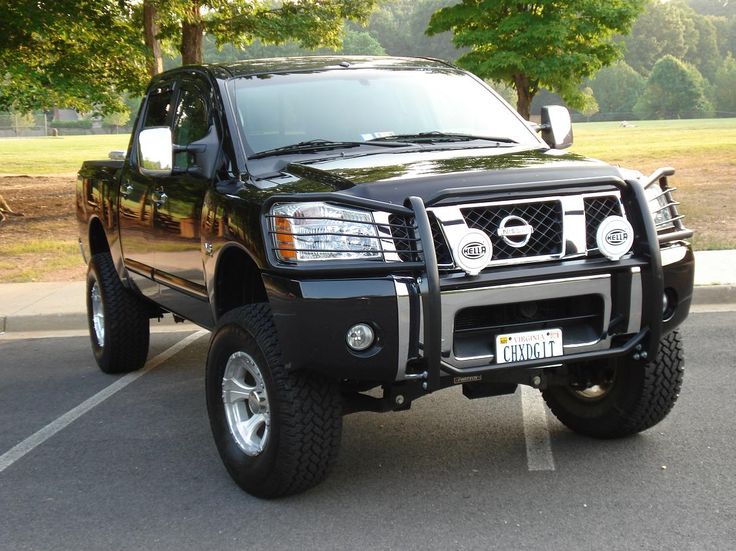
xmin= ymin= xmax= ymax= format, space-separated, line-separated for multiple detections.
xmin=174 ymin=87 xmax=209 ymax=146
xmin=173 ymin=86 xmax=210 ymax=170
xmin=143 ymin=90 xmax=173 ymax=128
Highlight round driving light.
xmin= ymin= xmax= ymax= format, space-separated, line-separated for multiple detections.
xmin=346 ymin=323 xmax=375 ymax=351
xmin=595 ymin=216 xmax=634 ymax=261
xmin=662 ymin=292 xmax=669 ymax=315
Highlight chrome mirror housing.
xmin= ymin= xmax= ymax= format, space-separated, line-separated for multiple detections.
xmin=138 ymin=127 xmax=173 ymax=176
xmin=540 ymin=105 xmax=573 ymax=149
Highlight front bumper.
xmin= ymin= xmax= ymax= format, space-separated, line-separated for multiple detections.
xmin=263 ymin=175 xmax=694 ymax=389
xmin=264 ymin=241 xmax=694 ymax=386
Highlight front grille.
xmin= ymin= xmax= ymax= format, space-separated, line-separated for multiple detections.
xmin=461 ymin=201 xmax=563 ymax=261
xmin=584 ymin=196 xmax=622 ymax=251
xmin=388 ymin=213 xmax=453 ymax=265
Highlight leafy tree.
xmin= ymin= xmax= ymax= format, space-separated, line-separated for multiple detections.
xmin=713 ymin=54 xmax=736 ymax=114
xmin=688 ymin=0 xmax=736 ymax=17
xmin=153 ymin=0 xmax=378 ymax=66
xmin=200 ymin=26 xmax=384 ymax=65
xmin=361 ymin=0 xmax=461 ymax=61
xmin=589 ymin=61 xmax=646 ymax=117
xmin=427 ymin=0 xmax=645 ymax=120
xmin=0 ymin=0 xmax=147 ymax=113
xmin=624 ymin=0 xmax=695 ymax=76
xmin=634 ymin=54 xmax=714 ymax=118
xmin=341 ymin=29 xmax=385 ymax=56
xmin=710 ymin=14 xmax=736 ymax=58
xmin=684 ymin=12 xmax=721 ymax=80
xmin=579 ymin=87 xmax=600 ymax=120
xmin=1 ymin=0 xmax=380 ymax=112
xmin=624 ymin=0 xmax=720 ymax=80
xmin=103 ymin=111 xmax=131 ymax=133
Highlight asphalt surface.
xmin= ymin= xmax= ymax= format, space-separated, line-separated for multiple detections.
xmin=1 ymin=312 xmax=735 ymax=550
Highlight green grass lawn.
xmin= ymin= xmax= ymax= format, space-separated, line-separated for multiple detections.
xmin=1 ymin=118 xmax=734 ymax=175
xmin=0 ymin=134 xmax=131 ymax=175
xmin=570 ymin=118 xmax=736 ymax=164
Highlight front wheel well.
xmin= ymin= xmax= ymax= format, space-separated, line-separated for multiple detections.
xmin=214 ymin=247 xmax=268 ymax=319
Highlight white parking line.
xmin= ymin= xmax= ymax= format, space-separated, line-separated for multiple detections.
xmin=0 ymin=329 xmax=208 ymax=474
xmin=520 ymin=385 xmax=555 ymax=471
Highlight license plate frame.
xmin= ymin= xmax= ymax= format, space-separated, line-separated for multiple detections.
xmin=495 ymin=328 xmax=563 ymax=364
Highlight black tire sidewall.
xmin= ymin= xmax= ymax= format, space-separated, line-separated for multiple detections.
xmin=542 ymin=358 xmax=647 ymax=438
xmin=86 ymin=256 xmax=111 ymax=368
xmin=85 ymin=252 xmax=150 ymax=374
xmin=205 ymin=319 xmax=282 ymax=492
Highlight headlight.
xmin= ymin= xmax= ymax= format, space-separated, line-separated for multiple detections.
xmin=270 ymin=202 xmax=381 ymax=262
xmin=644 ymin=184 xmax=676 ymax=230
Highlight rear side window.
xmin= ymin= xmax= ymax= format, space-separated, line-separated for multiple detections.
xmin=143 ymin=90 xmax=173 ymax=128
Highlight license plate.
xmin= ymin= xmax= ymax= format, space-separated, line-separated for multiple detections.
xmin=495 ymin=328 xmax=563 ymax=364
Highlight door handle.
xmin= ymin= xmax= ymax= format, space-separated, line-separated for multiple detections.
xmin=153 ymin=188 xmax=168 ymax=208
xmin=122 ymin=184 xmax=133 ymax=198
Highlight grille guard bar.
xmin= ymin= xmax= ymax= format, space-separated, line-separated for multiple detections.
xmin=261 ymin=175 xmax=673 ymax=390
xmin=408 ymin=196 xmax=442 ymax=391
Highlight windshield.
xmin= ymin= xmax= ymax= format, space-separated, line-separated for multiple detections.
xmin=228 ymin=68 xmax=540 ymax=156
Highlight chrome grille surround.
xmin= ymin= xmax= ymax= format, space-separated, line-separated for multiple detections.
xmin=428 ymin=191 xmax=627 ymax=271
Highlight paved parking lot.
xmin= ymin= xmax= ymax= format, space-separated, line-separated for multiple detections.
xmin=1 ymin=312 xmax=735 ymax=550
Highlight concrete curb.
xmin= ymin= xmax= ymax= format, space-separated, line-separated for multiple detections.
xmin=692 ymin=285 xmax=736 ymax=305
xmin=1 ymin=285 xmax=734 ymax=334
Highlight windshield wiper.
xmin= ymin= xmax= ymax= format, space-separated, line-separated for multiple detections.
xmin=368 ymin=131 xmax=518 ymax=144
xmin=249 ymin=139 xmax=407 ymax=159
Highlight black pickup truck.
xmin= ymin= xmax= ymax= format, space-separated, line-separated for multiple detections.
xmin=76 ymin=56 xmax=694 ymax=498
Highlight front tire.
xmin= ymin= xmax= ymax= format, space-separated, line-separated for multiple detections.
xmin=205 ymin=304 xmax=342 ymax=498
xmin=542 ymin=331 xmax=684 ymax=438
xmin=86 ymin=252 xmax=150 ymax=374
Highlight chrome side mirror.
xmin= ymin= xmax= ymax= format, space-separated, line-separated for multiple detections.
xmin=540 ymin=105 xmax=573 ymax=149
xmin=138 ymin=127 xmax=173 ymax=176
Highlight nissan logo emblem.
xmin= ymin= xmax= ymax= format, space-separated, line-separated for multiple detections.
xmin=497 ymin=215 xmax=534 ymax=248
xmin=461 ymin=242 xmax=487 ymax=260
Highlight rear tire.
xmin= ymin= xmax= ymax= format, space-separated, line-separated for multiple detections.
xmin=542 ymin=331 xmax=684 ymax=438
xmin=86 ymin=252 xmax=150 ymax=374
xmin=206 ymin=304 xmax=342 ymax=498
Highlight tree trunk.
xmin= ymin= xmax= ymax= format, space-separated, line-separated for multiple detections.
xmin=143 ymin=1 xmax=163 ymax=77
xmin=513 ymin=74 xmax=536 ymax=121
xmin=181 ymin=0 xmax=204 ymax=65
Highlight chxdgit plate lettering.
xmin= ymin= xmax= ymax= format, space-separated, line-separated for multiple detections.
xmin=495 ymin=328 xmax=563 ymax=364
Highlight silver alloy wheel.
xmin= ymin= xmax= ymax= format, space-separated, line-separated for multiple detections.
xmin=90 ymin=281 xmax=105 ymax=347
xmin=222 ymin=351 xmax=271 ymax=456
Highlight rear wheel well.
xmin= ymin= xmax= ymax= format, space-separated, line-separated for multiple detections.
xmin=215 ymin=247 xmax=267 ymax=319
xmin=89 ymin=218 xmax=110 ymax=256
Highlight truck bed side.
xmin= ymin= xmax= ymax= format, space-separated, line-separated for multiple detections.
xmin=76 ymin=160 xmax=124 ymax=265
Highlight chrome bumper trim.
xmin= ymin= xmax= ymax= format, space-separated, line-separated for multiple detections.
xmin=394 ymin=279 xmax=412 ymax=381
xmin=627 ymin=267 xmax=643 ymax=334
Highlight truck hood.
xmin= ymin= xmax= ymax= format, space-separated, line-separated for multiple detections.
xmin=255 ymin=146 xmax=628 ymax=205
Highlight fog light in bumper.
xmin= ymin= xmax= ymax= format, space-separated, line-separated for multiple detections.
xmin=663 ymin=288 xmax=677 ymax=321
xmin=346 ymin=323 xmax=375 ymax=351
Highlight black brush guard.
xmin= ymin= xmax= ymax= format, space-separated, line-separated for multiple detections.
xmin=261 ymin=173 xmax=678 ymax=392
